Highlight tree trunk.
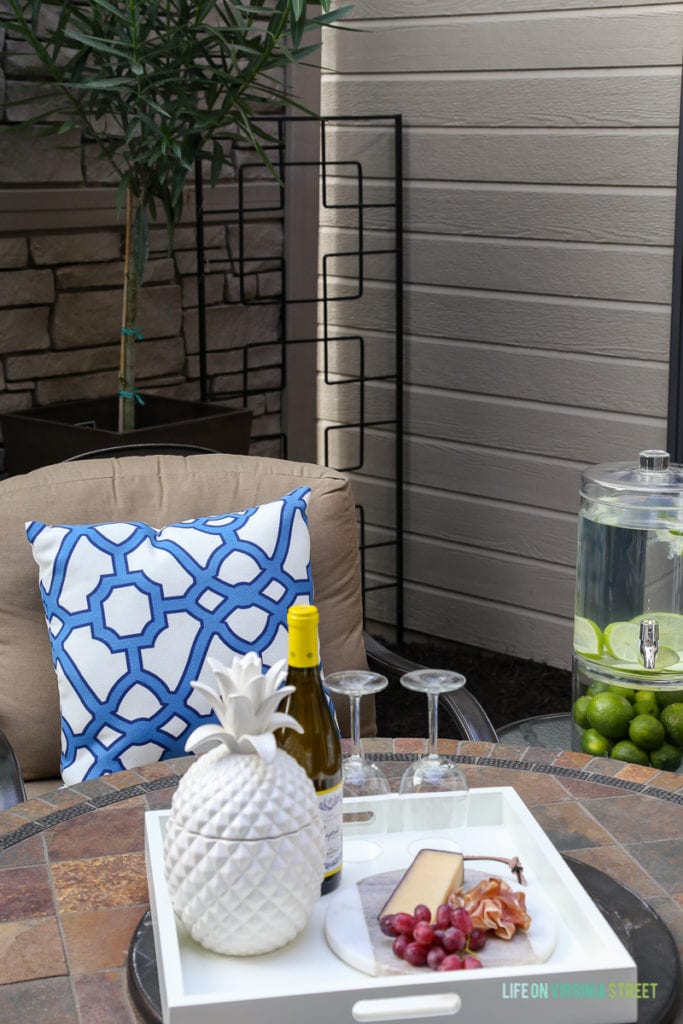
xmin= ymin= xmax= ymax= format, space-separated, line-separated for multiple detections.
xmin=118 ymin=189 xmax=139 ymax=433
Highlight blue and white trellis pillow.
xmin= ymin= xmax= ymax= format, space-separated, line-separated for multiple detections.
xmin=26 ymin=487 xmax=312 ymax=784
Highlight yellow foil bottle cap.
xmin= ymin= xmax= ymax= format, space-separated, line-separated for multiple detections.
xmin=287 ymin=604 xmax=319 ymax=667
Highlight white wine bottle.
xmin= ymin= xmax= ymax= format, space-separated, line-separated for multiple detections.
xmin=277 ymin=604 xmax=343 ymax=894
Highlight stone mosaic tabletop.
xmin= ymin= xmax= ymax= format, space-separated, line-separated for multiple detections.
xmin=0 ymin=739 xmax=682 ymax=1023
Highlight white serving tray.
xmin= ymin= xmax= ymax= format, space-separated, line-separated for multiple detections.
xmin=145 ymin=787 xmax=637 ymax=1024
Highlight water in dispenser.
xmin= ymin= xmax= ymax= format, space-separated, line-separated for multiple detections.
xmin=572 ymin=450 xmax=683 ymax=771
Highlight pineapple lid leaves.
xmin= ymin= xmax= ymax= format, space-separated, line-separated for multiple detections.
xmin=185 ymin=653 xmax=303 ymax=763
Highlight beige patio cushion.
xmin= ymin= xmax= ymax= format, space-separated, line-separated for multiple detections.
xmin=0 ymin=453 xmax=371 ymax=782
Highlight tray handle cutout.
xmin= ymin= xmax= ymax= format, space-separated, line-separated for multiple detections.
xmin=352 ymin=993 xmax=462 ymax=1021
xmin=343 ymin=810 xmax=375 ymax=825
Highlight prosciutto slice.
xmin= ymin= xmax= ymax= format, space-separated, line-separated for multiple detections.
xmin=451 ymin=877 xmax=531 ymax=940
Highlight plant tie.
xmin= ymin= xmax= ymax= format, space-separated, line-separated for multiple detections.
xmin=118 ymin=389 xmax=145 ymax=405
xmin=121 ymin=327 xmax=143 ymax=341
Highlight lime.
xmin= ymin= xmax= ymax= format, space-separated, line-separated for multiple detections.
xmin=657 ymin=689 xmax=683 ymax=709
xmin=604 ymin=621 xmax=641 ymax=662
xmin=650 ymin=646 xmax=680 ymax=670
xmin=586 ymin=681 xmax=610 ymax=697
xmin=649 ymin=742 xmax=683 ymax=772
xmin=604 ymin=620 xmax=680 ymax=670
xmin=586 ymin=691 xmax=635 ymax=739
xmin=580 ymin=728 xmax=612 ymax=757
xmin=611 ymin=740 xmax=649 ymax=766
xmin=628 ymin=714 xmax=666 ymax=751
xmin=660 ymin=703 xmax=683 ymax=746
xmin=608 ymin=647 xmax=679 ymax=672
xmin=572 ymin=696 xmax=591 ymax=728
xmin=574 ymin=617 xmax=603 ymax=659
xmin=630 ymin=612 xmax=683 ymax=656
xmin=634 ymin=689 xmax=659 ymax=713
xmin=607 ymin=684 xmax=637 ymax=702
xmin=633 ymin=699 xmax=660 ymax=719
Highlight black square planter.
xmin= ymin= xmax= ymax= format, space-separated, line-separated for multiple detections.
xmin=1 ymin=394 xmax=252 ymax=476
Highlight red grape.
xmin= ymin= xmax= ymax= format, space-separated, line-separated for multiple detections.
xmin=413 ymin=922 xmax=436 ymax=946
xmin=379 ymin=914 xmax=399 ymax=937
xmin=393 ymin=913 xmax=416 ymax=936
xmin=437 ymin=954 xmax=463 ymax=971
xmin=413 ymin=904 xmax=431 ymax=923
xmin=405 ymin=942 xmax=430 ymax=967
xmin=441 ymin=927 xmax=466 ymax=953
xmin=450 ymin=907 xmax=473 ymax=933
xmin=427 ymin=946 xmax=446 ymax=970
xmin=467 ymin=927 xmax=488 ymax=952
xmin=386 ymin=899 xmax=489 ymax=973
xmin=435 ymin=904 xmax=452 ymax=929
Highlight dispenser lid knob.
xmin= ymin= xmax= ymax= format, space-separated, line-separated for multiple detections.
xmin=639 ymin=449 xmax=670 ymax=472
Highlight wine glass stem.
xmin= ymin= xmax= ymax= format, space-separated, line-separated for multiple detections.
xmin=350 ymin=694 xmax=362 ymax=758
xmin=427 ymin=692 xmax=439 ymax=756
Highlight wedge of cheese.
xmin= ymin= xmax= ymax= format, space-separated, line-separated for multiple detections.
xmin=379 ymin=849 xmax=464 ymax=919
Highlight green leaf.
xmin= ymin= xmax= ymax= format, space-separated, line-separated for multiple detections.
xmin=314 ymin=5 xmax=356 ymax=27
xmin=289 ymin=19 xmax=304 ymax=48
xmin=63 ymin=26 xmax=131 ymax=59
xmin=274 ymin=41 xmax=323 ymax=66
xmin=66 ymin=77 xmax=137 ymax=91
xmin=88 ymin=0 xmax=130 ymax=22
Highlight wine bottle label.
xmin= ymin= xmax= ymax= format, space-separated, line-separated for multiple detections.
xmin=317 ymin=781 xmax=343 ymax=879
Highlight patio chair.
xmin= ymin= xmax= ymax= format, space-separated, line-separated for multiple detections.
xmin=0 ymin=450 xmax=496 ymax=810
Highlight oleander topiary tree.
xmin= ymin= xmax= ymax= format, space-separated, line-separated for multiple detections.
xmin=3 ymin=0 xmax=350 ymax=430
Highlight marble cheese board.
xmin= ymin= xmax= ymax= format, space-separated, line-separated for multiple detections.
xmin=144 ymin=786 xmax=638 ymax=1024
xmin=324 ymin=865 xmax=557 ymax=976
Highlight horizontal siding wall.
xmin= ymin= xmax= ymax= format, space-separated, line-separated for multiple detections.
xmin=319 ymin=2 xmax=682 ymax=669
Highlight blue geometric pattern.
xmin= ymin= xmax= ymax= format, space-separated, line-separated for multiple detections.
xmin=26 ymin=488 xmax=312 ymax=783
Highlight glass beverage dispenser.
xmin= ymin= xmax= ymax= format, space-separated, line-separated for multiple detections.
xmin=572 ymin=450 xmax=683 ymax=770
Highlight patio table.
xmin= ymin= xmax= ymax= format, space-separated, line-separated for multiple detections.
xmin=1 ymin=738 xmax=682 ymax=1023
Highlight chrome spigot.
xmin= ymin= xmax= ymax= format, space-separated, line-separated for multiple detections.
xmin=639 ymin=619 xmax=659 ymax=670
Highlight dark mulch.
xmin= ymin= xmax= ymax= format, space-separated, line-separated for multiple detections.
xmin=373 ymin=633 xmax=572 ymax=739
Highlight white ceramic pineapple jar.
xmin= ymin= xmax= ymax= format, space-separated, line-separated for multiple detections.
xmin=164 ymin=653 xmax=325 ymax=956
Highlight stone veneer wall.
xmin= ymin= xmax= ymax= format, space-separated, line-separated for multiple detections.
xmin=0 ymin=21 xmax=285 ymax=468
xmin=0 ymin=224 xmax=283 ymax=415
xmin=0 ymin=221 xmax=285 ymax=465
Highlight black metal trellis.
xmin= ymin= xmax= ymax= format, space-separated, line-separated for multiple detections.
xmin=194 ymin=114 xmax=404 ymax=639
xmin=668 ymin=67 xmax=683 ymax=461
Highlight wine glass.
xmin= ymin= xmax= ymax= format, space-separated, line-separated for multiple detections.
xmin=399 ymin=669 xmax=469 ymax=852
xmin=324 ymin=670 xmax=391 ymax=797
